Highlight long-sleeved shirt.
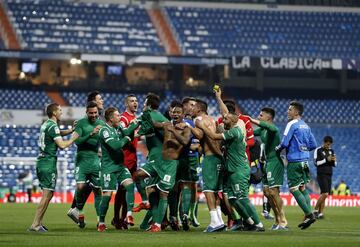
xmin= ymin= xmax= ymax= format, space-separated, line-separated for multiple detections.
xmin=278 ymin=119 xmax=317 ymax=163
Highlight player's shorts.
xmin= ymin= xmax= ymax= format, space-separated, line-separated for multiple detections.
xmin=36 ymin=156 xmax=57 ymax=191
xmin=262 ymin=156 xmax=284 ymax=188
xmin=317 ymin=173 xmax=332 ymax=194
xmin=141 ymin=158 xmax=179 ymax=193
xmin=287 ymin=161 xmax=310 ymax=189
xmin=225 ymin=169 xmax=250 ymax=200
xmin=75 ymin=155 xmax=101 ymax=188
xmin=101 ymin=166 xmax=132 ymax=192
xmin=177 ymin=155 xmax=199 ymax=183
xmin=202 ymin=155 xmax=223 ymax=192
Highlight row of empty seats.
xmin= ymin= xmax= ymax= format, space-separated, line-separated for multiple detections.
xmin=1 ymin=124 xmax=358 ymax=192
xmin=5 ymin=0 xmax=164 ymax=55
xmin=4 ymin=0 xmax=360 ymax=59
xmin=165 ymin=7 xmax=360 ymax=58
xmin=0 ymin=89 xmax=358 ymax=125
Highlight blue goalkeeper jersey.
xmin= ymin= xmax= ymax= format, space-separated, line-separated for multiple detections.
xmin=278 ymin=119 xmax=317 ymax=163
xmin=183 ymin=118 xmax=199 ymax=157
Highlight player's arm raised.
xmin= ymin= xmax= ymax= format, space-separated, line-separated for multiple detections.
xmin=197 ymin=121 xmax=223 ymax=140
xmin=214 ymin=88 xmax=229 ymax=116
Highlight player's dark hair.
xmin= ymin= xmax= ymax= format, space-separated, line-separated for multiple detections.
xmin=195 ymin=99 xmax=208 ymax=112
xmin=46 ymin=103 xmax=59 ymax=118
xmin=170 ymin=100 xmax=183 ymax=110
xmin=104 ymin=107 xmax=118 ymax=121
xmin=182 ymin=97 xmax=196 ymax=105
xmin=223 ymin=100 xmax=236 ymax=114
xmin=87 ymin=91 xmax=100 ymax=103
xmin=86 ymin=101 xmax=98 ymax=110
xmin=290 ymin=101 xmax=304 ymax=116
xmin=324 ymin=136 xmax=333 ymax=143
xmin=125 ymin=94 xmax=137 ymax=102
xmin=145 ymin=93 xmax=160 ymax=110
xmin=261 ymin=107 xmax=276 ymax=119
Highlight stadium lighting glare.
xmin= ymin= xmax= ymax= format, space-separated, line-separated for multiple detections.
xmin=261 ymin=44 xmax=269 ymax=50
xmin=65 ymin=18 xmax=70 ymax=23
xmin=32 ymin=10 xmax=37 ymax=15
xmin=19 ymin=72 xmax=26 ymax=79
xmin=70 ymin=58 xmax=82 ymax=65
xmin=22 ymin=16 xmax=27 ymax=21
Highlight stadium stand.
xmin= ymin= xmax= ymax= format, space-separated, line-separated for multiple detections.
xmin=0 ymin=90 xmax=359 ymax=192
xmin=164 ymin=6 xmax=360 ymax=58
xmin=0 ymin=37 xmax=5 ymax=50
xmin=0 ymin=123 xmax=358 ymax=192
xmin=0 ymin=89 xmax=51 ymax=109
xmin=4 ymin=0 xmax=165 ymax=55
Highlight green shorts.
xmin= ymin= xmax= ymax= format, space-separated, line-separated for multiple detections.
xmin=141 ymin=157 xmax=179 ymax=192
xmin=225 ymin=170 xmax=250 ymax=200
xmin=287 ymin=161 xmax=310 ymax=189
xmin=202 ymin=155 xmax=223 ymax=192
xmin=75 ymin=155 xmax=101 ymax=188
xmin=101 ymin=166 xmax=132 ymax=192
xmin=36 ymin=156 xmax=57 ymax=191
xmin=177 ymin=155 xmax=199 ymax=183
xmin=262 ymin=156 xmax=284 ymax=188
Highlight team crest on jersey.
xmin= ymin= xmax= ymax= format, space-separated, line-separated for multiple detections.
xmin=103 ymin=130 xmax=110 ymax=138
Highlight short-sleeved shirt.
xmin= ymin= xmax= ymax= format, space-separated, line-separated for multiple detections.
xmin=253 ymin=121 xmax=282 ymax=160
xmin=222 ymin=126 xmax=249 ymax=173
xmin=38 ymin=119 xmax=61 ymax=158
xmin=74 ymin=117 xmax=104 ymax=159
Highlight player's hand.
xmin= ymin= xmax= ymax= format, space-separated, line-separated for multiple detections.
xmin=214 ymin=87 xmax=222 ymax=99
xmin=91 ymin=125 xmax=102 ymax=136
xmin=175 ymin=122 xmax=187 ymax=130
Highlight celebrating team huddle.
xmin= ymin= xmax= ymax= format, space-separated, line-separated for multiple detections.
xmin=29 ymin=88 xmax=318 ymax=233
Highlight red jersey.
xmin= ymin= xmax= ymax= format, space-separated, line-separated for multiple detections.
xmin=217 ymin=114 xmax=254 ymax=163
xmin=120 ymin=111 xmax=138 ymax=170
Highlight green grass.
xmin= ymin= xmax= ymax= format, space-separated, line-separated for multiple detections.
xmin=1 ymin=203 xmax=360 ymax=247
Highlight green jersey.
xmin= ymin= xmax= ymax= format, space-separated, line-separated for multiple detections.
xmin=38 ymin=119 xmax=61 ymax=158
xmin=99 ymin=123 xmax=131 ymax=173
xmin=223 ymin=126 xmax=249 ymax=173
xmin=253 ymin=121 xmax=281 ymax=159
xmin=74 ymin=117 xmax=105 ymax=158
xmin=140 ymin=110 xmax=168 ymax=159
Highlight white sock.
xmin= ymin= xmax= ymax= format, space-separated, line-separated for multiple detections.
xmin=216 ymin=206 xmax=224 ymax=225
xmin=210 ymin=210 xmax=219 ymax=227
xmin=246 ymin=217 xmax=254 ymax=225
xmin=127 ymin=211 xmax=132 ymax=217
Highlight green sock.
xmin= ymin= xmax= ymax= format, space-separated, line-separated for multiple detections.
xmin=155 ymin=198 xmax=168 ymax=224
xmin=136 ymin=180 xmax=148 ymax=202
xmin=230 ymin=198 xmax=250 ymax=219
xmin=292 ymin=190 xmax=312 ymax=215
xmin=239 ymin=198 xmax=261 ymax=224
xmin=99 ymin=195 xmax=111 ymax=223
xmin=168 ymin=190 xmax=178 ymax=218
xmin=94 ymin=193 xmax=102 ymax=218
xmin=182 ymin=187 xmax=191 ymax=216
xmin=301 ymin=189 xmax=312 ymax=210
xmin=189 ymin=202 xmax=196 ymax=218
xmin=140 ymin=210 xmax=153 ymax=230
xmin=148 ymin=192 xmax=159 ymax=222
xmin=124 ymin=183 xmax=135 ymax=211
xmin=231 ymin=208 xmax=241 ymax=220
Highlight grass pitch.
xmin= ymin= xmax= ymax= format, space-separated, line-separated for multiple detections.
xmin=0 ymin=203 xmax=359 ymax=247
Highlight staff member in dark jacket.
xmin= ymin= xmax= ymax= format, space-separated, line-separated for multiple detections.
xmin=313 ymin=136 xmax=337 ymax=219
